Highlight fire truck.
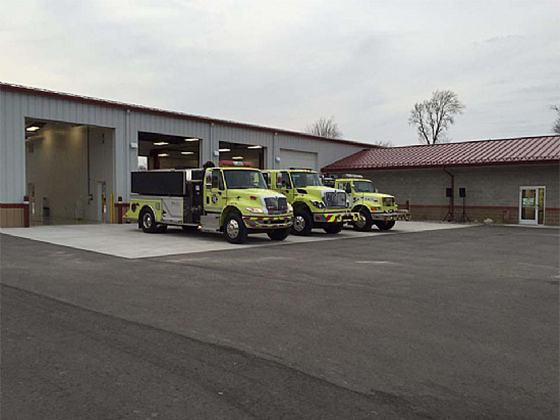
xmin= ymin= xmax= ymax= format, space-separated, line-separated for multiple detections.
xmin=262 ymin=168 xmax=360 ymax=236
xmin=125 ymin=163 xmax=293 ymax=244
xmin=324 ymin=174 xmax=410 ymax=231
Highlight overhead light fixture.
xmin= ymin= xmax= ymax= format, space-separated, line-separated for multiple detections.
xmin=218 ymin=148 xmax=231 ymax=152
xmin=232 ymin=156 xmax=244 ymax=160
xmin=153 ymin=141 xmax=168 ymax=146
xmin=247 ymin=145 xmax=262 ymax=149
xmin=181 ymin=151 xmax=194 ymax=155
xmin=184 ymin=138 xmax=199 ymax=142
xmin=158 ymin=153 xmax=169 ymax=157
xmin=26 ymin=126 xmax=40 ymax=132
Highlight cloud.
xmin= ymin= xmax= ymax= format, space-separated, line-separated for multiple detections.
xmin=1 ymin=0 xmax=558 ymax=145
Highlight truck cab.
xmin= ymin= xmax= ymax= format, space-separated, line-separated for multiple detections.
xmin=326 ymin=175 xmax=410 ymax=231
xmin=262 ymin=169 xmax=359 ymax=236
xmin=125 ymin=163 xmax=293 ymax=244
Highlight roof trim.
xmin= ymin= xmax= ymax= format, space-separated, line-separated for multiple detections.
xmin=0 ymin=82 xmax=374 ymax=148
xmin=323 ymin=159 xmax=560 ymax=172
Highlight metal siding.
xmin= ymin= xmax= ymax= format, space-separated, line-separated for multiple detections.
xmin=1 ymin=88 xmax=364 ymax=205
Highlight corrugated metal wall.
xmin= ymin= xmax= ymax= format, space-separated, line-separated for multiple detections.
xmin=0 ymin=87 xmax=366 ymax=205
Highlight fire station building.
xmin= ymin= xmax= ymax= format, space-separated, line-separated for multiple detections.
xmin=0 ymin=83 xmax=368 ymax=227
xmin=323 ymin=136 xmax=560 ymax=226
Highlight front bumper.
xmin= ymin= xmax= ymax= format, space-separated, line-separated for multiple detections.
xmin=313 ymin=212 xmax=361 ymax=224
xmin=371 ymin=210 xmax=411 ymax=222
xmin=242 ymin=215 xmax=293 ymax=230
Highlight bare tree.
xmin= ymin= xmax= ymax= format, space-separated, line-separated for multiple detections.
xmin=306 ymin=116 xmax=342 ymax=139
xmin=408 ymin=90 xmax=465 ymax=144
xmin=550 ymin=105 xmax=560 ymax=134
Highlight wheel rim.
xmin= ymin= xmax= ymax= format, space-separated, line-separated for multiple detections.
xmin=355 ymin=213 xmax=366 ymax=228
xmin=226 ymin=219 xmax=239 ymax=238
xmin=294 ymin=215 xmax=305 ymax=232
xmin=143 ymin=213 xmax=153 ymax=229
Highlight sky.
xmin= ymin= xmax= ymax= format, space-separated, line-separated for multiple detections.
xmin=1 ymin=0 xmax=558 ymax=146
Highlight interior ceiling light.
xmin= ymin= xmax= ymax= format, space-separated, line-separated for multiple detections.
xmin=26 ymin=126 xmax=40 ymax=132
xmin=218 ymin=148 xmax=231 ymax=152
xmin=184 ymin=138 xmax=199 ymax=142
xmin=153 ymin=141 xmax=168 ymax=146
xmin=158 ymin=153 xmax=169 ymax=157
xmin=247 ymin=145 xmax=262 ymax=149
xmin=181 ymin=151 xmax=194 ymax=155
xmin=232 ymin=156 xmax=244 ymax=160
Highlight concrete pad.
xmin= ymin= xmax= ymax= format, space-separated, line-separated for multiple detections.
xmin=0 ymin=221 xmax=472 ymax=259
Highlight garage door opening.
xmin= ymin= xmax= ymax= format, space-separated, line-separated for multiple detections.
xmin=280 ymin=149 xmax=318 ymax=171
xmin=218 ymin=141 xmax=265 ymax=168
xmin=25 ymin=119 xmax=115 ymax=225
xmin=139 ymin=132 xmax=200 ymax=170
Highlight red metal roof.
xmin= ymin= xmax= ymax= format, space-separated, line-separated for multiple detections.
xmin=323 ymin=136 xmax=560 ymax=171
xmin=0 ymin=82 xmax=373 ymax=148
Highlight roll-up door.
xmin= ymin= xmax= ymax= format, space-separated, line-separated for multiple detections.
xmin=280 ymin=149 xmax=318 ymax=170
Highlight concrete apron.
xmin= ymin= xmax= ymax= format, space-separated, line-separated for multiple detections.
xmin=0 ymin=222 xmax=472 ymax=259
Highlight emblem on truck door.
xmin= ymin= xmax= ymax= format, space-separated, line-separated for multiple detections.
xmin=211 ymin=193 xmax=218 ymax=204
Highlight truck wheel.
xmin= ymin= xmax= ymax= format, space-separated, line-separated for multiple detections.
xmin=140 ymin=208 xmax=160 ymax=233
xmin=353 ymin=209 xmax=373 ymax=232
xmin=223 ymin=213 xmax=248 ymax=244
xmin=292 ymin=210 xmax=313 ymax=236
xmin=267 ymin=228 xmax=291 ymax=241
xmin=323 ymin=223 xmax=343 ymax=234
xmin=376 ymin=221 xmax=396 ymax=231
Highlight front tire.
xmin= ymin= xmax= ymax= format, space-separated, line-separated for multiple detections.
xmin=323 ymin=223 xmax=343 ymax=234
xmin=140 ymin=208 xmax=159 ymax=233
xmin=376 ymin=221 xmax=395 ymax=231
xmin=267 ymin=228 xmax=291 ymax=241
xmin=292 ymin=209 xmax=313 ymax=236
xmin=223 ymin=213 xmax=248 ymax=244
xmin=353 ymin=208 xmax=373 ymax=232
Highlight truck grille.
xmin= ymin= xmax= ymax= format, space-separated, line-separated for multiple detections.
xmin=323 ymin=191 xmax=347 ymax=208
xmin=264 ymin=197 xmax=289 ymax=214
xmin=383 ymin=197 xmax=394 ymax=207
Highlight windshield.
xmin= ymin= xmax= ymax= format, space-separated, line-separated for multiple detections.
xmin=291 ymin=172 xmax=322 ymax=188
xmin=223 ymin=170 xmax=268 ymax=189
xmin=354 ymin=181 xmax=375 ymax=193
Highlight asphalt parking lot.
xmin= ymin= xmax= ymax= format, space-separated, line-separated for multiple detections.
xmin=1 ymin=225 xmax=558 ymax=419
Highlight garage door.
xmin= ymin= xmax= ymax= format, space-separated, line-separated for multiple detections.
xmin=280 ymin=149 xmax=318 ymax=170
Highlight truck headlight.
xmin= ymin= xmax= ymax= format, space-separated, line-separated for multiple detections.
xmin=310 ymin=200 xmax=325 ymax=209
xmin=287 ymin=203 xmax=293 ymax=212
xmin=370 ymin=206 xmax=382 ymax=212
xmin=246 ymin=207 xmax=265 ymax=213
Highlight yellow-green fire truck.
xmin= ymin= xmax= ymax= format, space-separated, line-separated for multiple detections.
xmin=125 ymin=164 xmax=293 ymax=244
xmin=262 ymin=169 xmax=359 ymax=236
xmin=325 ymin=174 xmax=410 ymax=231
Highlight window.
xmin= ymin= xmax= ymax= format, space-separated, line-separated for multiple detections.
xmin=277 ymin=171 xmax=292 ymax=189
xmin=223 ymin=170 xmax=267 ymax=189
xmin=291 ymin=171 xmax=322 ymax=188
xmin=354 ymin=181 xmax=375 ymax=193
xmin=211 ymin=169 xmax=224 ymax=190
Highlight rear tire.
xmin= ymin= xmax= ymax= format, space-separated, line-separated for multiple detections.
xmin=140 ymin=208 xmax=159 ymax=233
xmin=353 ymin=208 xmax=373 ymax=232
xmin=267 ymin=228 xmax=291 ymax=241
xmin=292 ymin=209 xmax=313 ymax=236
xmin=376 ymin=221 xmax=395 ymax=231
xmin=223 ymin=213 xmax=248 ymax=244
xmin=323 ymin=223 xmax=343 ymax=234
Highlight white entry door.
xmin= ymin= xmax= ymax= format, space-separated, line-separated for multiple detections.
xmin=519 ymin=186 xmax=545 ymax=225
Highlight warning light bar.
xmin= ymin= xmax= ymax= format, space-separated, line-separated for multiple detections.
xmin=219 ymin=160 xmax=254 ymax=167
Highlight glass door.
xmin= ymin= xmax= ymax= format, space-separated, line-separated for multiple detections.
xmin=519 ymin=187 xmax=545 ymax=225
